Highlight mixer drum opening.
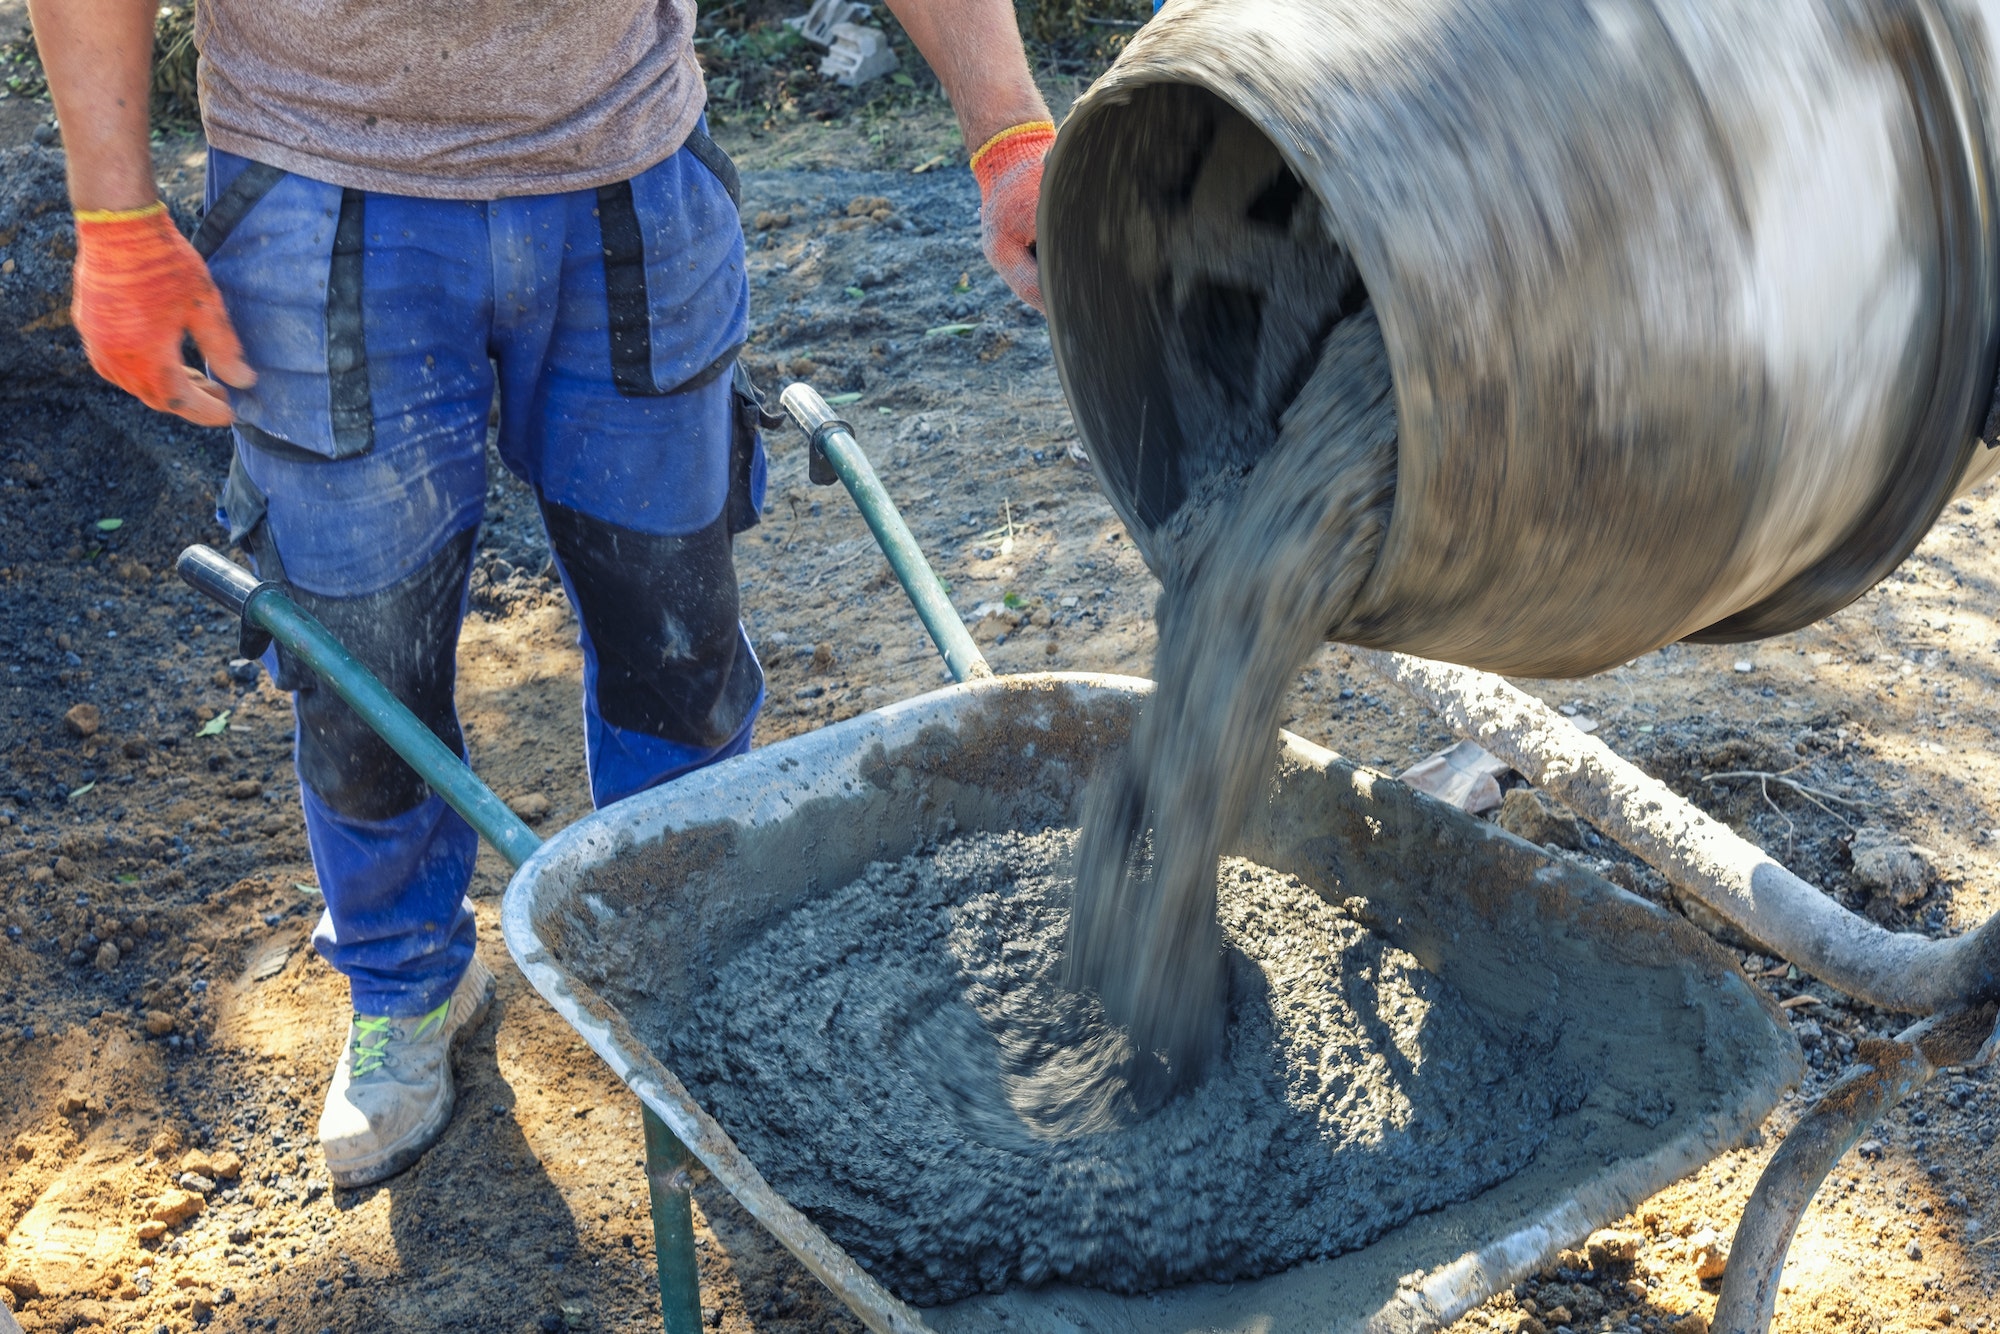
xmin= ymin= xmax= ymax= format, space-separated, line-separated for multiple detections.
xmin=1039 ymin=84 xmax=1375 ymax=550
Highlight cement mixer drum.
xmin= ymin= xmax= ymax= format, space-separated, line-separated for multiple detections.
xmin=1040 ymin=0 xmax=2000 ymax=677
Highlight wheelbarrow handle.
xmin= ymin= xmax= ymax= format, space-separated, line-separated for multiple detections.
xmin=173 ymin=544 xmax=544 ymax=870
xmin=779 ymin=382 xmax=993 ymax=684
xmin=174 ymin=542 xmax=706 ymax=1334
xmin=178 ymin=542 xmax=275 ymax=615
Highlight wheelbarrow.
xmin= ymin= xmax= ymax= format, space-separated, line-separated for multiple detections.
xmin=180 ymin=384 xmax=1849 ymax=1334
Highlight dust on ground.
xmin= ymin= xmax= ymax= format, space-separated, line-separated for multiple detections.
xmin=0 ymin=73 xmax=1997 ymax=1334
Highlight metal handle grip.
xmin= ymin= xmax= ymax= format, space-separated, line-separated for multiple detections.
xmin=778 ymin=384 xmax=992 ymax=683
xmin=177 ymin=543 xmax=269 ymax=615
xmin=780 ymin=383 xmax=850 ymax=487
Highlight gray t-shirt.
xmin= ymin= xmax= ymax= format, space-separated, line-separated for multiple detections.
xmin=196 ymin=0 xmax=705 ymax=199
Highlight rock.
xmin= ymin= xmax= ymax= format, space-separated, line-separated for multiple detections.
xmin=1671 ymin=889 xmax=1766 ymax=952
xmin=148 ymin=1189 xmax=204 ymax=1226
xmin=1850 ymin=825 xmax=1933 ymax=911
xmin=752 ymin=210 xmax=791 ymax=231
xmin=1508 ymin=1317 xmax=1548 ymax=1334
xmin=1587 ymin=1228 xmax=1641 ymax=1269
xmin=135 ymin=1220 xmax=169 ymax=1242
xmin=1668 ymin=1314 xmax=1709 ymax=1334
xmin=144 ymin=1011 xmax=175 ymax=1036
xmin=93 ymin=941 xmax=119 ymax=971
xmin=64 ymin=703 xmax=102 ymax=737
xmin=178 ymin=1172 xmax=217 ymax=1195
xmin=1497 ymin=787 xmax=1587 ymax=850
xmin=1905 ymin=1238 xmax=1923 ymax=1260
xmin=1545 ymin=1306 xmax=1573 ymax=1326
xmin=227 ymin=1224 xmax=254 ymax=1244
xmin=1690 ymin=1227 xmax=1728 ymax=1281
xmin=509 ymin=793 xmax=552 ymax=823
xmin=208 ymin=1149 xmax=243 ymax=1180
xmin=52 ymin=856 xmax=81 ymax=882
xmin=0 ymin=1269 xmax=39 ymax=1302
xmin=223 ymin=779 xmax=261 ymax=800
xmin=121 ymin=736 xmax=150 ymax=759
xmin=846 ymin=195 xmax=893 ymax=218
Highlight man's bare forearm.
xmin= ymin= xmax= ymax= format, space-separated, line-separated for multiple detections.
xmin=882 ymin=0 xmax=1050 ymax=152
xmin=27 ymin=0 xmax=159 ymax=210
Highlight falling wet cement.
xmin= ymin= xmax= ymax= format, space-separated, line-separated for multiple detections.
xmin=1064 ymin=301 xmax=1398 ymax=1108
xmin=669 ymin=827 xmax=1569 ymax=1304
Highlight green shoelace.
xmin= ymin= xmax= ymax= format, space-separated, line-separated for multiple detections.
xmin=350 ymin=998 xmax=450 ymax=1078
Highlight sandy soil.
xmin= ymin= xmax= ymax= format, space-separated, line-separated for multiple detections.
xmin=1 ymin=86 xmax=1997 ymax=1334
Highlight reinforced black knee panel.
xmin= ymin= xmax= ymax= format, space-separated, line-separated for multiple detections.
xmin=247 ymin=523 xmax=476 ymax=822
xmin=541 ymin=501 xmax=762 ymax=749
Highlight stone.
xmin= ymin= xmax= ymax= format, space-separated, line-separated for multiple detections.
xmin=148 ymin=1190 xmax=204 ymax=1227
xmin=1587 ymin=1228 xmax=1641 ymax=1268
xmin=223 ymin=780 xmax=260 ymax=800
xmin=177 ymin=1172 xmax=216 ymax=1195
xmin=93 ymin=941 xmax=119 ymax=971
xmin=509 ymin=793 xmax=552 ymax=823
xmin=135 ymin=1221 xmax=168 ymax=1242
xmin=1668 ymin=1313 xmax=1709 ymax=1334
xmin=144 ymin=1011 xmax=175 ymax=1036
xmin=1497 ymin=787 xmax=1586 ymax=850
xmin=1671 ymin=889 xmax=1765 ymax=952
xmin=1690 ymin=1227 xmax=1728 ymax=1281
xmin=1850 ymin=825 xmax=1933 ymax=911
xmin=63 ymin=703 xmax=102 ymax=737
xmin=208 ymin=1149 xmax=243 ymax=1180
xmin=52 ymin=856 xmax=81 ymax=882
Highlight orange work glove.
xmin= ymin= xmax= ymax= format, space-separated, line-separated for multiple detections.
xmin=72 ymin=202 xmax=253 ymax=427
xmin=970 ymin=120 xmax=1054 ymax=313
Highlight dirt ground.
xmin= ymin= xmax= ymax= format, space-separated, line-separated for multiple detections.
xmin=2 ymin=52 xmax=1998 ymax=1334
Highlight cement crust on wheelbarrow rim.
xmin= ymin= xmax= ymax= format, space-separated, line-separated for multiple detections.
xmin=498 ymin=672 xmax=1802 ymax=1334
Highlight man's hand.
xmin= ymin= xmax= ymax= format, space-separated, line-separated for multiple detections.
xmin=971 ymin=121 xmax=1054 ymax=311
xmin=882 ymin=0 xmax=1052 ymax=309
xmin=73 ymin=204 xmax=253 ymax=426
xmin=29 ymin=0 xmax=252 ymax=424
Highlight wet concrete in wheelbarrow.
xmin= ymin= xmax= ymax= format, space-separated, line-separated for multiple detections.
xmin=656 ymin=827 xmax=1578 ymax=1305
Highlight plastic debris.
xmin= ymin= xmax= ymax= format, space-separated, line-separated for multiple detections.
xmin=1398 ymin=738 xmax=1509 ymax=814
xmin=821 ymin=23 xmax=899 ymax=87
xmin=784 ymin=0 xmax=871 ymax=47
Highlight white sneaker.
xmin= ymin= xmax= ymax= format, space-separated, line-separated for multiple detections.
xmin=319 ymin=955 xmax=496 ymax=1188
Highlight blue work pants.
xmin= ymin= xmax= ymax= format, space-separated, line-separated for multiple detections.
xmin=203 ymin=132 xmax=765 ymax=1016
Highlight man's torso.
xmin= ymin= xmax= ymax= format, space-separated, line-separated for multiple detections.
xmin=196 ymin=0 xmax=705 ymax=198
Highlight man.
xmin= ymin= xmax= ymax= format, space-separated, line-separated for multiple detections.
xmin=29 ymin=0 xmax=1052 ymax=1187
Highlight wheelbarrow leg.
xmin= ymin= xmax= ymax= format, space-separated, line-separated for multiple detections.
xmin=643 ymin=1106 xmax=705 ymax=1334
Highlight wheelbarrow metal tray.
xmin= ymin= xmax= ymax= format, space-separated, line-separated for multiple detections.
xmin=499 ymin=672 xmax=1800 ymax=1334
